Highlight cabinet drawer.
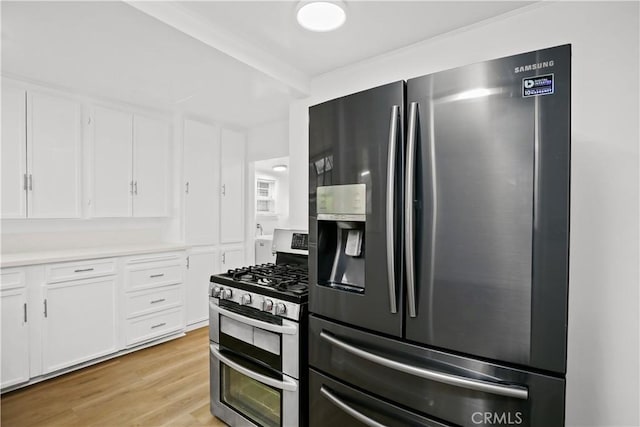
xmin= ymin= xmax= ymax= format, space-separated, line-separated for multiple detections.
xmin=125 ymin=307 xmax=183 ymax=346
xmin=125 ymin=284 xmax=182 ymax=319
xmin=0 ymin=269 xmax=26 ymax=290
xmin=126 ymin=263 xmax=183 ymax=291
xmin=46 ymin=259 xmax=116 ymax=283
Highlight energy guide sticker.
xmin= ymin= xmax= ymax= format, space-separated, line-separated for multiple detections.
xmin=522 ymin=74 xmax=554 ymax=97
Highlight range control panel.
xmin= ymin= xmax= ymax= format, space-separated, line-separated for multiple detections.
xmin=291 ymin=233 xmax=309 ymax=251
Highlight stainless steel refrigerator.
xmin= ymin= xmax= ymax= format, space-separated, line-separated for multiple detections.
xmin=308 ymin=45 xmax=570 ymax=426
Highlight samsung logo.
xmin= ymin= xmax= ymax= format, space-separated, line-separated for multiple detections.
xmin=514 ymin=60 xmax=554 ymax=73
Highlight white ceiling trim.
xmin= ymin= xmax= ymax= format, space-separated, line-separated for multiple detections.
xmin=124 ymin=1 xmax=310 ymax=97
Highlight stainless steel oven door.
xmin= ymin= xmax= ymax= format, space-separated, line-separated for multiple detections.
xmin=210 ymin=343 xmax=299 ymax=427
xmin=209 ymin=298 xmax=300 ymax=379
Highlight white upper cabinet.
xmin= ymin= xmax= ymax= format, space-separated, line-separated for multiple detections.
xmin=220 ymin=128 xmax=245 ymax=244
xmin=1 ymin=84 xmax=27 ymax=218
xmin=27 ymin=92 xmax=82 ymax=218
xmin=133 ymin=116 xmax=170 ymax=217
xmin=87 ymin=108 xmax=170 ymax=218
xmin=183 ymin=120 xmax=220 ymax=245
xmin=1 ymin=84 xmax=81 ymax=219
xmin=90 ymin=106 xmax=133 ymax=217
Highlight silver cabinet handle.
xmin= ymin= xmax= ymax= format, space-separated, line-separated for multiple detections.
xmin=386 ymin=105 xmax=400 ymax=314
xmin=151 ymin=322 xmax=166 ymax=329
xmin=150 ymin=273 xmax=165 ymax=278
xmin=320 ymin=386 xmax=387 ymax=427
xmin=185 ymin=182 xmax=189 ymax=194
xmin=222 ymin=252 xmax=226 ymax=264
xmin=210 ymin=344 xmax=297 ymax=392
xmin=211 ymin=303 xmax=297 ymax=335
xmin=74 ymin=268 xmax=94 ymax=273
xmin=221 ymin=184 xmax=226 ymax=196
xmin=150 ymin=298 xmax=166 ymax=304
xmin=134 ymin=181 xmax=138 ymax=195
xmin=23 ymin=174 xmax=28 ymax=191
xmin=28 ymin=174 xmax=33 ymax=191
xmin=130 ymin=181 xmax=134 ymax=195
xmin=24 ymin=303 xmax=27 ymax=323
xmin=405 ymin=102 xmax=418 ymax=318
xmin=44 ymin=299 xmax=48 ymax=318
xmin=320 ymin=331 xmax=528 ymax=400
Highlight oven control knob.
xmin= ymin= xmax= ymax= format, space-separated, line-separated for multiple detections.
xmin=263 ymin=299 xmax=274 ymax=312
xmin=275 ymin=303 xmax=287 ymax=316
xmin=241 ymin=294 xmax=252 ymax=305
xmin=212 ymin=286 xmax=223 ymax=298
xmin=222 ymin=289 xmax=233 ymax=300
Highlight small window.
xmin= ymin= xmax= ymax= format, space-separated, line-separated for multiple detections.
xmin=256 ymin=179 xmax=276 ymax=215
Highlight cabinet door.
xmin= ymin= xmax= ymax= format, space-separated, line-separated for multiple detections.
xmin=90 ymin=106 xmax=133 ymax=217
xmin=220 ymin=248 xmax=244 ymax=272
xmin=220 ymin=128 xmax=245 ymax=243
xmin=185 ymin=251 xmax=216 ymax=325
xmin=1 ymin=288 xmax=29 ymax=388
xmin=133 ymin=116 xmax=170 ymax=217
xmin=42 ymin=277 xmax=117 ymax=374
xmin=27 ymin=92 xmax=82 ymax=218
xmin=1 ymin=84 xmax=27 ymax=218
xmin=184 ymin=120 xmax=220 ymax=245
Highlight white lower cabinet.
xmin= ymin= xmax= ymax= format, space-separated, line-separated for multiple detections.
xmin=0 ymin=249 xmax=187 ymax=391
xmin=42 ymin=276 xmax=118 ymax=374
xmin=1 ymin=287 xmax=29 ymax=388
xmin=185 ymin=250 xmax=216 ymax=326
xmin=123 ymin=252 xmax=186 ymax=347
xmin=220 ymin=248 xmax=245 ymax=272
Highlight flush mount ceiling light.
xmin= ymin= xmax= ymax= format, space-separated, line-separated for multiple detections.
xmin=296 ymin=1 xmax=346 ymax=32
xmin=272 ymin=165 xmax=288 ymax=172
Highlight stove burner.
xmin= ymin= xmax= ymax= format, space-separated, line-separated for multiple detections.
xmin=226 ymin=263 xmax=308 ymax=294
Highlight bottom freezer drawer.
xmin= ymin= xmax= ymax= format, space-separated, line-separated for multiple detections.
xmin=309 ymin=315 xmax=565 ymax=427
xmin=310 ymin=368 xmax=450 ymax=427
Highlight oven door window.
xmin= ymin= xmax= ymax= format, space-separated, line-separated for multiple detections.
xmin=222 ymin=362 xmax=281 ymax=427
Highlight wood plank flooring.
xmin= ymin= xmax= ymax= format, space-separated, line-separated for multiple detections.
xmin=1 ymin=327 xmax=226 ymax=427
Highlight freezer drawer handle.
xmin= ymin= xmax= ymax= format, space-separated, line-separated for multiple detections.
xmin=211 ymin=303 xmax=297 ymax=335
xmin=320 ymin=386 xmax=387 ymax=427
xmin=320 ymin=331 xmax=528 ymax=400
xmin=386 ymin=105 xmax=399 ymax=314
xmin=405 ymin=102 xmax=418 ymax=318
xmin=210 ymin=344 xmax=297 ymax=392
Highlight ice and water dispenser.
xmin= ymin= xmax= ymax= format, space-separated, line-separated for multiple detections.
xmin=316 ymin=184 xmax=366 ymax=293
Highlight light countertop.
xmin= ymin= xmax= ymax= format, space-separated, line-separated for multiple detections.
xmin=1 ymin=243 xmax=188 ymax=268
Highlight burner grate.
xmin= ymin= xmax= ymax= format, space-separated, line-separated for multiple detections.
xmin=226 ymin=263 xmax=308 ymax=294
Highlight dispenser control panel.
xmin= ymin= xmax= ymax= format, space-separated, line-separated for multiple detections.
xmin=291 ymin=233 xmax=309 ymax=251
xmin=317 ymin=184 xmax=366 ymax=222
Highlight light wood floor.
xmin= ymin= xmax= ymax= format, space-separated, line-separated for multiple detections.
xmin=1 ymin=327 xmax=226 ymax=427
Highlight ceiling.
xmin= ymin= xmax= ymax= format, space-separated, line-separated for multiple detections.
xmin=1 ymin=1 xmax=534 ymax=128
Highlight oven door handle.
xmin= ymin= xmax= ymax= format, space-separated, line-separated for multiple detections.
xmin=211 ymin=303 xmax=297 ymax=335
xmin=210 ymin=344 xmax=298 ymax=392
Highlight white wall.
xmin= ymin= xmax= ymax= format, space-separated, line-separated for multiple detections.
xmin=288 ymin=2 xmax=640 ymax=425
xmin=247 ymin=120 xmax=289 ymax=162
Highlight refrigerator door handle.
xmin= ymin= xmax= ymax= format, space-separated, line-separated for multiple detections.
xmin=320 ymin=331 xmax=529 ymax=400
xmin=386 ymin=105 xmax=400 ymax=314
xmin=405 ymin=102 xmax=418 ymax=317
xmin=320 ymin=386 xmax=388 ymax=427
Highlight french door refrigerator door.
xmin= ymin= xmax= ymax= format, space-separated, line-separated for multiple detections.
xmin=309 ymin=81 xmax=405 ymax=338
xmin=404 ymin=45 xmax=570 ymax=373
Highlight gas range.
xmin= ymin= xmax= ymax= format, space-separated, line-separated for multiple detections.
xmin=209 ymin=229 xmax=309 ymax=427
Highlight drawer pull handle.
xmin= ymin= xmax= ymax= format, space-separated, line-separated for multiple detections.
xmin=151 ymin=322 xmax=167 ymax=329
xmin=150 ymin=298 xmax=166 ymax=304
xmin=150 ymin=273 xmax=165 ymax=278
xmin=74 ymin=268 xmax=95 ymax=273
